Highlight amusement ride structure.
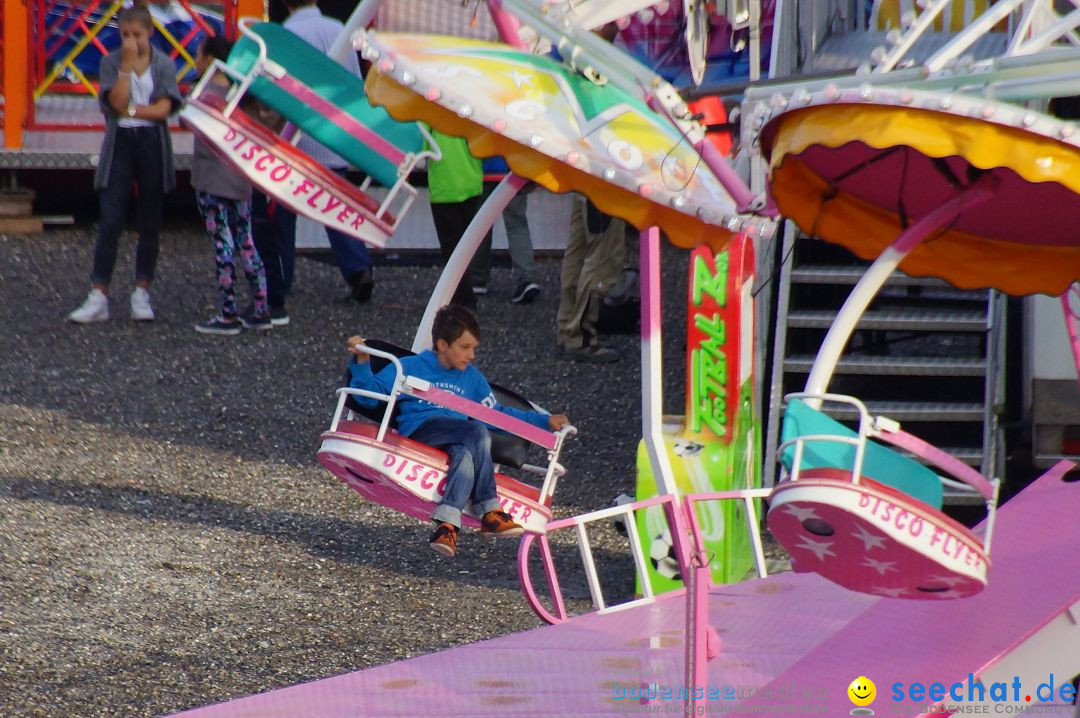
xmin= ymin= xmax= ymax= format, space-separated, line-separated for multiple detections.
xmin=2 ymin=0 xmax=1078 ymax=715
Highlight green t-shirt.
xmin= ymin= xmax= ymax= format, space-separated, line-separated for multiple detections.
xmin=426 ymin=130 xmax=483 ymax=204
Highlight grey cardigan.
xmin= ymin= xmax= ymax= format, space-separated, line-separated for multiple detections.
xmin=94 ymin=49 xmax=183 ymax=192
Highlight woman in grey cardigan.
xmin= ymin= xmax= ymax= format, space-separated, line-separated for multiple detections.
xmin=68 ymin=4 xmax=182 ymax=324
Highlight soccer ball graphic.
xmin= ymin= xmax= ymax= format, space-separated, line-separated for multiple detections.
xmin=672 ymin=438 xmax=704 ymax=457
xmin=649 ymin=526 xmax=682 ymax=581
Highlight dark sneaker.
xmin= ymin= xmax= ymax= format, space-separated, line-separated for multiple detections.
xmin=563 ymin=344 xmax=620 ymax=364
xmin=238 ymin=306 xmax=274 ymax=331
xmin=350 ymin=269 xmax=374 ymax=304
xmin=510 ymin=281 xmax=540 ymax=304
xmin=472 ymin=284 xmax=488 ymax=296
xmin=481 ymin=510 xmax=524 ymax=538
xmin=269 ymin=306 xmax=289 ymax=327
xmin=429 ymin=522 xmax=459 ymax=557
xmin=195 ymin=316 xmax=242 ymax=335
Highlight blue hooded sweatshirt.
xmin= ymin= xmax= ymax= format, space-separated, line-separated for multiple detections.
xmin=347 ymin=349 xmax=550 ymax=438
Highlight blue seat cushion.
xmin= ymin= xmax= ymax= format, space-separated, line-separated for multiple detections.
xmin=780 ymin=399 xmax=943 ymax=509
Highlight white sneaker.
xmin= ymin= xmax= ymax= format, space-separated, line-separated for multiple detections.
xmin=130 ymin=287 xmax=155 ymax=322
xmin=67 ymin=289 xmax=109 ymax=324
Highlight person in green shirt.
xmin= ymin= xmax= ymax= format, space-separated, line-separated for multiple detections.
xmin=426 ymin=129 xmax=489 ymax=307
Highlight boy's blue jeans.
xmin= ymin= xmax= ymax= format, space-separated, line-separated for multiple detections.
xmin=409 ymin=418 xmax=501 ymax=528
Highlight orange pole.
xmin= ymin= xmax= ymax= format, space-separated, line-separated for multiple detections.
xmin=236 ymin=0 xmax=265 ymax=21
xmin=3 ymin=0 xmax=29 ymax=148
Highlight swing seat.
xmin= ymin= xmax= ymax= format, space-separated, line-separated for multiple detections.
xmin=178 ymin=20 xmax=434 ymax=248
xmin=767 ymin=394 xmax=998 ymax=600
xmin=180 ymin=96 xmax=393 ymax=244
xmin=317 ymin=341 xmax=574 ymax=535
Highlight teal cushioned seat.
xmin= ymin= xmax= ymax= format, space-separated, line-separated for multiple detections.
xmin=227 ymin=23 xmax=423 ymax=188
xmin=780 ymin=398 xmax=943 ymax=509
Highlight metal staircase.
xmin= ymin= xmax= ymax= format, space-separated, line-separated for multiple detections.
xmin=764 ymin=224 xmax=1007 ymax=504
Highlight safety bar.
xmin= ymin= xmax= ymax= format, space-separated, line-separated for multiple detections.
xmin=778 ymin=392 xmax=874 ymax=486
xmin=330 ymin=345 xmax=407 ymax=442
xmin=519 ymin=487 xmax=773 ymax=625
xmin=683 ymin=488 xmax=773 ymax=580
xmin=518 ymin=495 xmax=683 ymax=624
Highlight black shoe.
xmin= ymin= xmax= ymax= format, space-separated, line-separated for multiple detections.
xmin=195 ymin=316 xmax=242 ymax=335
xmin=562 ymin=344 xmax=620 ymax=363
xmin=268 ymin=305 xmax=289 ymax=327
xmin=350 ymin=269 xmax=374 ymax=304
xmin=510 ymin=281 xmax=540 ymax=304
xmin=239 ymin=305 xmax=277 ymax=330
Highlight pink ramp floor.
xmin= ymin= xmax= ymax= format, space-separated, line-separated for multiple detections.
xmin=737 ymin=461 xmax=1080 ymax=715
xmin=172 ymin=573 xmax=873 ymax=716
xmin=172 ymin=462 xmax=1078 ymax=718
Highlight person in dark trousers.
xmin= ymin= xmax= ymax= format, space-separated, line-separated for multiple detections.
xmin=68 ymin=5 xmax=181 ymax=324
xmin=271 ymin=0 xmax=375 ymax=313
xmin=426 ymin=130 xmax=488 ymax=308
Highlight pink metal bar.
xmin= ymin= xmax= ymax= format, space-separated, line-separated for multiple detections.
xmin=485 ymin=0 xmax=527 ymax=49
xmin=272 ymin=74 xmax=407 ymax=166
xmin=1063 ymin=284 xmax=1080 ymax=386
xmin=408 ymin=383 xmax=557 ymax=451
xmin=642 ymin=95 xmax=758 ymax=213
xmin=876 ymin=427 xmax=996 ymax=499
xmin=805 ymin=176 xmax=998 ymax=399
xmin=684 ymin=556 xmax=710 ymax=715
xmin=517 ymin=533 xmax=568 ymax=624
xmin=639 ymin=226 xmax=682 ymax=500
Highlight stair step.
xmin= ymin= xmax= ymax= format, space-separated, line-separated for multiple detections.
xmin=825 ymin=401 xmax=985 ymax=422
xmin=942 ymin=488 xmax=989 ymax=506
xmin=791 ymin=266 xmax=969 ymax=288
xmin=878 ymin=285 xmax=988 ymax=303
xmin=784 ymin=355 xmax=987 ymax=376
xmin=788 ymin=309 xmax=986 ymax=331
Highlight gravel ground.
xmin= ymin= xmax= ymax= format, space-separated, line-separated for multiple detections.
xmin=0 ymin=218 xmax=784 ymax=717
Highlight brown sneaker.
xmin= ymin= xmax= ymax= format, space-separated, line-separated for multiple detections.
xmin=429 ymin=522 xmax=458 ymax=557
xmin=481 ymin=510 xmax=524 ymax=538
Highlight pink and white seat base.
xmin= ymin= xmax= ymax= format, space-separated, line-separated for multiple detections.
xmin=769 ymin=392 xmax=999 ymax=600
xmin=318 ymin=420 xmax=552 ymax=533
xmin=768 ymin=472 xmax=988 ymax=599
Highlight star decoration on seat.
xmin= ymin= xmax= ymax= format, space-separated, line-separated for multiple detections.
xmin=924 ymin=574 xmax=967 ymax=588
xmin=322 ymin=455 xmax=350 ymax=470
xmin=504 ymin=69 xmax=535 ymax=88
xmin=927 ymin=588 xmax=968 ymax=600
xmin=851 ymin=523 xmax=887 ymax=552
xmin=874 ymin=586 xmax=911 ymax=598
xmin=782 ymin=504 xmax=821 ymax=523
xmin=862 ymin=556 xmax=898 ymax=575
xmin=794 ymin=536 xmax=836 ymax=561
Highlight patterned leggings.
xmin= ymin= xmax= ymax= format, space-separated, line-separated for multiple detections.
xmin=196 ymin=192 xmax=268 ymax=320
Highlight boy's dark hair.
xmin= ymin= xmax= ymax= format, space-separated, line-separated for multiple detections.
xmin=200 ymin=35 xmax=233 ymax=63
xmin=282 ymin=0 xmax=315 ymax=10
xmin=432 ymin=304 xmax=481 ymax=347
xmin=119 ymin=5 xmax=153 ymax=31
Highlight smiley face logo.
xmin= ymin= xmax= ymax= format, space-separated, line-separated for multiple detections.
xmin=848 ymin=676 xmax=876 ymax=710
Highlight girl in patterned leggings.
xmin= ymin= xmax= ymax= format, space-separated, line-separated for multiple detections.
xmin=191 ymin=36 xmax=270 ymax=335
